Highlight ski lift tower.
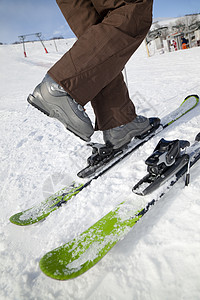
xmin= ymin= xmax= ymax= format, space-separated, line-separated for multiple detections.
xmin=18 ymin=32 xmax=48 ymax=57
xmin=18 ymin=35 xmax=27 ymax=57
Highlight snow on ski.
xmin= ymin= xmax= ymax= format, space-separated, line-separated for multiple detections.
xmin=39 ymin=132 xmax=200 ymax=280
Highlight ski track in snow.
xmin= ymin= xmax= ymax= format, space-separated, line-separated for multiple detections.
xmin=0 ymin=38 xmax=200 ymax=300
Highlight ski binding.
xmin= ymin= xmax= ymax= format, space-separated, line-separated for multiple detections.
xmin=132 ymin=138 xmax=190 ymax=195
xmin=78 ymin=117 xmax=161 ymax=178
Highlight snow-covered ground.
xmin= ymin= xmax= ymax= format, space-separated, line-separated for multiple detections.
xmin=0 ymin=38 xmax=200 ymax=300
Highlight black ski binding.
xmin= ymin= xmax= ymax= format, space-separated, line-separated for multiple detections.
xmin=132 ymin=138 xmax=190 ymax=195
xmin=77 ymin=143 xmax=124 ymax=178
xmin=86 ymin=143 xmax=115 ymax=166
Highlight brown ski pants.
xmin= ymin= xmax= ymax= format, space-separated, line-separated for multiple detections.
xmin=48 ymin=0 xmax=153 ymax=130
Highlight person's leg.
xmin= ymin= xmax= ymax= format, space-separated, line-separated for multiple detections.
xmin=55 ymin=0 xmax=136 ymax=131
xmin=91 ymin=73 xmax=136 ymax=130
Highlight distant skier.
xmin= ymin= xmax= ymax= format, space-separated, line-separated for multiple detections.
xmin=181 ymin=36 xmax=188 ymax=49
xmin=28 ymin=0 xmax=156 ymax=150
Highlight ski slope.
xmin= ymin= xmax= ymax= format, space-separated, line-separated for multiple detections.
xmin=0 ymin=38 xmax=200 ymax=300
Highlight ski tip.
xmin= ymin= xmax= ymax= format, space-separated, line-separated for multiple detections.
xmin=166 ymin=94 xmax=199 ymax=126
xmin=9 ymin=214 xmax=30 ymax=226
xmin=184 ymin=94 xmax=199 ymax=102
xmin=182 ymin=94 xmax=199 ymax=108
xmin=9 ymin=212 xmax=41 ymax=226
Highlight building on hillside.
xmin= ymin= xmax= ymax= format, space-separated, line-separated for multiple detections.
xmin=146 ymin=14 xmax=200 ymax=55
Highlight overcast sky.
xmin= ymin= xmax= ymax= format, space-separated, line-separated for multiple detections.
xmin=0 ymin=0 xmax=199 ymax=44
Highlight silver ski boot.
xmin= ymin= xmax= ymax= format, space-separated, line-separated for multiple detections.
xmin=103 ymin=116 xmax=154 ymax=149
xmin=27 ymin=74 xmax=94 ymax=142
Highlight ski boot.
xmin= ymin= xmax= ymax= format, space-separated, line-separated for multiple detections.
xmin=27 ymin=74 xmax=94 ymax=142
xmin=103 ymin=116 xmax=160 ymax=149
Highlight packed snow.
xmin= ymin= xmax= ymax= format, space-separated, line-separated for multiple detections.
xmin=0 ymin=36 xmax=200 ymax=300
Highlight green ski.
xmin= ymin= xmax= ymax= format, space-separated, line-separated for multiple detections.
xmin=9 ymin=182 xmax=83 ymax=226
xmin=39 ymin=133 xmax=200 ymax=280
xmin=40 ymin=200 xmax=143 ymax=280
